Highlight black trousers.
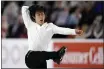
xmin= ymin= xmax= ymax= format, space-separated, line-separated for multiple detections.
xmin=25 ymin=50 xmax=59 ymax=69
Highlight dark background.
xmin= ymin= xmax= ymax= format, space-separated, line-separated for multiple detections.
xmin=1 ymin=1 xmax=104 ymax=39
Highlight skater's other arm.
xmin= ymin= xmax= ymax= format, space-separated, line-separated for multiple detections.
xmin=51 ymin=23 xmax=83 ymax=36
xmin=21 ymin=6 xmax=33 ymax=28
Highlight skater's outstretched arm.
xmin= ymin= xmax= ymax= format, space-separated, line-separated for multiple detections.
xmin=51 ymin=23 xmax=83 ymax=36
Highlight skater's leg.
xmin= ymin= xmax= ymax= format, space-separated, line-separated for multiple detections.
xmin=25 ymin=46 xmax=66 ymax=69
xmin=41 ymin=51 xmax=60 ymax=60
xmin=25 ymin=51 xmax=58 ymax=69
xmin=36 ymin=60 xmax=47 ymax=69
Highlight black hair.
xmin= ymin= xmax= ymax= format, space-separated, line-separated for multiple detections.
xmin=28 ymin=5 xmax=46 ymax=22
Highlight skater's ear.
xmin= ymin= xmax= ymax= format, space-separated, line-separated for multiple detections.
xmin=32 ymin=16 xmax=35 ymax=19
xmin=32 ymin=16 xmax=36 ymax=22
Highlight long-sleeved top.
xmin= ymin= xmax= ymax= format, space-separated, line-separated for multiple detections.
xmin=21 ymin=6 xmax=76 ymax=51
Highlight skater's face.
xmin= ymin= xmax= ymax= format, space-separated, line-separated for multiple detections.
xmin=34 ymin=11 xmax=45 ymax=25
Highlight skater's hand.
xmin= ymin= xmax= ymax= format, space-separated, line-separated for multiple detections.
xmin=75 ymin=29 xmax=83 ymax=36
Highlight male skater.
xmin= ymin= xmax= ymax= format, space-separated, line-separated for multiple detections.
xmin=21 ymin=5 xmax=83 ymax=69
